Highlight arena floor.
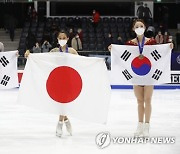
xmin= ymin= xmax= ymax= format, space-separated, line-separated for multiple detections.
xmin=0 ymin=88 xmax=180 ymax=154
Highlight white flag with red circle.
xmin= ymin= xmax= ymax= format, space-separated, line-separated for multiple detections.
xmin=17 ymin=52 xmax=111 ymax=124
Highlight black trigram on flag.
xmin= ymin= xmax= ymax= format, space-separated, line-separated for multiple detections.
xmin=151 ymin=50 xmax=161 ymax=61
xmin=0 ymin=56 xmax=9 ymax=67
xmin=120 ymin=50 xmax=131 ymax=61
xmin=0 ymin=75 xmax=10 ymax=86
xmin=122 ymin=69 xmax=133 ymax=80
xmin=152 ymin=69 xmax=162 ymax=80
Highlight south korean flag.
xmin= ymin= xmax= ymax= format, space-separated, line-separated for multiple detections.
xmin=0 ymin=51 xmax=19 ymax=89
xmin=111 ymin=44 xmax=171 ymax=85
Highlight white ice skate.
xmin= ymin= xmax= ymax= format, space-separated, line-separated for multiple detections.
xmin=143 ymin=123 xmax=150 ymax=137
xmin=56 ymin=121 xmax=63 ymax=137
xmin=134 ymin=122 xmax=143 ymax=137
xmin=64 ymin=119 xmax=72 ymax=136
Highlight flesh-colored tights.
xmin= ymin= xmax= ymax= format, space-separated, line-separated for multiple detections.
xmin=133 ymin=85 xmax=153 ymax=123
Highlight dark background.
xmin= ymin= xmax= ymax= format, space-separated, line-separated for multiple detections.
xmin=0 ymin=2 xmax=180 ymax=28
xmin=50 ymin=2 xmax=134 ymax=16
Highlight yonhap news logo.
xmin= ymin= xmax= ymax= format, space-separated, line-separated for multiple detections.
xmin=95 ymin=132 xmax=111 ymax=149
xmin=95 ymin=132 xmax=175 ymax=149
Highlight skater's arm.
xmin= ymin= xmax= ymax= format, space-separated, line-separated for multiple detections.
xmin=24 ymin=50 xmax=31 ymax=58
xmin=69 ymin=48 xmax=78 ymax=55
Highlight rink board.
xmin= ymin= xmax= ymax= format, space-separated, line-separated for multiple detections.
xmin=18 ymin=70 xmax=180 ymax=89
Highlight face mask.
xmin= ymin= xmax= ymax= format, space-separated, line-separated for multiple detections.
xmin=135 ymin=27 xmax=145 ymax=36
xmin=58 ymin=40 xmax=67 ymax=47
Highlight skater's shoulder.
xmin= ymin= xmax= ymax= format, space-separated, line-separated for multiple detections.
xmin=50 ymin=48 xmax=59 ymax=52
xmin=126 ymin=39 xmax=137 ymax=46
xmin=68 ymin=48 xmax=78 ymax=55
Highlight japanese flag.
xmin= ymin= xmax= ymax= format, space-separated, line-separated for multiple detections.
xmin=0 ymin=51 xmax=18 ymax=89
xmin=17 ymin=52 xmax=111 ymax=124
xmin=111 ymin=44 xmax=171 ymax=85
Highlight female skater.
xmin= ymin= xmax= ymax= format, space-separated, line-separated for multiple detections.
xmin=51 ymin=31 xmax=78 ymax=137
xmin=109 ymin=19 xmax=173 ymax=137
xmin=25 ymin=30 xmax=78 ymax=137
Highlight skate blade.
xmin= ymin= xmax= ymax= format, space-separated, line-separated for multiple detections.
xmin=56 ymin=133 xmax=62 ymax=138
xmin=67 ymin=131 xmax=72 ymax=136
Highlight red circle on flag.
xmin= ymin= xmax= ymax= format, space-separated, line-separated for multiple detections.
xmin=46 ymin=66 xmax=82 ymax=103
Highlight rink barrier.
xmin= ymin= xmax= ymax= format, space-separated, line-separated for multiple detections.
xmin=18 ymin=71 xmax=180 ymax=90
xmin=111 ymin=85 xmax=180 ymax=89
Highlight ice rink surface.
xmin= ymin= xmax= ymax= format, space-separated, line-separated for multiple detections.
xmin=0 ymin=88 xmax=180 ymax=154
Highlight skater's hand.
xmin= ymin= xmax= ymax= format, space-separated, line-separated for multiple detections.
xmin=108 ymin=44 xmax=112 ymax=52
xmin=24 ymin=50 xmax=30 ymax=58
xmin=16 ymin=51 xmax=19 ymax=57
xmin=170 ymin=43 xmax=174 ymax=49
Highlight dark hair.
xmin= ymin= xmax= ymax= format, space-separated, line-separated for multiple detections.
xmin=57 ymin=30 xmax=69 ymax=38
xmin=132 ymin=19 xmax=146 ymax=29
xmin=74 ymin=32 xmax=79 ymax=36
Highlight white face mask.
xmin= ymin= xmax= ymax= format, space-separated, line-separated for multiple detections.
xmin=135 ymin=27 xmax=145 ymax=36
xmin=58 ymin=40 xmax=67 ymax=47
